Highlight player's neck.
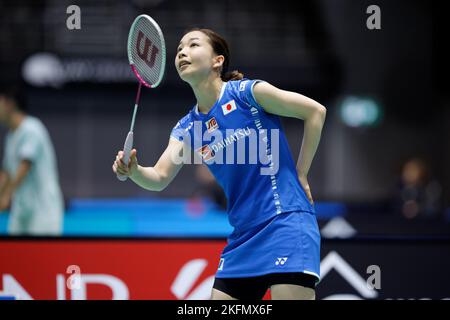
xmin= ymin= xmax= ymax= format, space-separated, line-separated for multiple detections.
xmin=9 ymin=111 xmax=25 ymax=131
xmin=191 ymin=76 xmax=224 ymax=114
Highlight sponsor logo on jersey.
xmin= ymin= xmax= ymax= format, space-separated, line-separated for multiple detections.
xmin=209 ymin=127 xmax=252 ymax=153
xmin=195 ymin=144 xmax=215 ymax=161
xmin=205 ymin=117 xmax=219 ymax=133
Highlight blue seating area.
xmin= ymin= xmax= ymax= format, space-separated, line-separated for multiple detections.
xmin=0 ymin=198 xmax=346 ymax=237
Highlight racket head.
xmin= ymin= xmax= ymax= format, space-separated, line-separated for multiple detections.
xmin=127 ymin=14 xmax=166 ymax=88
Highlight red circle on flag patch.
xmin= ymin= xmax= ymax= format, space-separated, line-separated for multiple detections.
xmin=226 ymin=104 xmax=231 ymax=110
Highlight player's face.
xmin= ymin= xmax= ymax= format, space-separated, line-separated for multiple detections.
xmin=175 ymin=31 xmax=222 ymax=83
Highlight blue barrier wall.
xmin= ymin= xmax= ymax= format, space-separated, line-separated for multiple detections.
xmin=0 ymin=198 xmax=346 ymax=237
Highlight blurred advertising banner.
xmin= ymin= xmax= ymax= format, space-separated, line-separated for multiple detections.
xmin=0 ymin=240 xmax=223 ymax=300
xmin=319 ymin=239 xmax=450 ymax=300
xmin=0 ymin=238 xmax=449 ymax=300
xmin=21 ymin=53 xmax=136 ymax=88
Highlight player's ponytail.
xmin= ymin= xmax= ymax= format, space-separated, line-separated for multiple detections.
xmin=222 ymin=70 xmax=244 ymax=81
xmin=185 ymin=28 xmax=244 ymax=82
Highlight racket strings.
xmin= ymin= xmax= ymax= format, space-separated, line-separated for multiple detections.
xmin=129 ymin=17 xmax=165 ymax=87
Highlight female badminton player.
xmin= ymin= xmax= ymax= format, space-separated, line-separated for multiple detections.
xmin=113 ymin=28 xmax=326 ymax=300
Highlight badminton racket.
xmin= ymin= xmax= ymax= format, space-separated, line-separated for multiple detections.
xmin=117 ymin=14 xmax=166 ymax=181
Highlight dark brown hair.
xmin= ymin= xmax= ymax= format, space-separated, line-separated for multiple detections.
xmin=185 ymin=28 xmax=244 ymax=81
xmin=0 ymin=84 xmax=27 ymax=111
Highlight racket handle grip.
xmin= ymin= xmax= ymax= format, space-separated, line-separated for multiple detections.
xmin=117 ymin=131 xmax=134 ymax=182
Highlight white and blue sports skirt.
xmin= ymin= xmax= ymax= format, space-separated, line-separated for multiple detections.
xmin=215 ymin=211 xmax=321 ymax=283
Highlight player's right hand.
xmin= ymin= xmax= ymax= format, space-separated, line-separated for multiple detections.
xmin=112 ymin=149 xmax=138 ymax=178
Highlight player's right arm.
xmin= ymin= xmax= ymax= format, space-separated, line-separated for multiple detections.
xmin=112 ymin=137 xmax=185 ymax=192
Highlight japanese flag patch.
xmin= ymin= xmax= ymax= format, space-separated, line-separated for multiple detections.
xmin=221 ymin=100 xmax=237 ymax=116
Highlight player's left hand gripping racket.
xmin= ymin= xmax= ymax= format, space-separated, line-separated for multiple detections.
xmin=117 ymin=14 xmax=166 ymax=181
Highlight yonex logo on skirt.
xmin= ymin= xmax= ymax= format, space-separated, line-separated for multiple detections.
xmin=275 ymin=257 xmax=288 ymax=266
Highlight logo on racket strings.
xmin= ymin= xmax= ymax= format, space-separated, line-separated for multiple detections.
xmin=136 ymin=30 xmax=159 ymax=68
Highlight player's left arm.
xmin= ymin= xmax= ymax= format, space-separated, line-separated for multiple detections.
xmin=0 ymin=160 xmax=32 ymax=211
xmin=253 ymin=82 xmax=326 ymax=204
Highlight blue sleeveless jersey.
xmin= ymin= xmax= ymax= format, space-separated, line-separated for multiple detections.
xmin=171 ymin=79 xmax=315 ymax=232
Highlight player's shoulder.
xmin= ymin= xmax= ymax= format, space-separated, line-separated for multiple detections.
xmin=21 ymin=116 xmax=46 ymax=135
xmin=226 ymin=78 xmax=256 ymax=93
xmin=226 ymin=78 xmax=266 ymax=101
xmin=225 ymin=78 xmax=266 ymax=109
xmin=173 ymin=110 xmax=194 ymax=130
xmin=171 ymin=110 xmax=195 ymax=142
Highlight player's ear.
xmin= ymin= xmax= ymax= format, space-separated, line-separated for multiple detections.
xmin=213 ymin=55 xmax=225 ymax=69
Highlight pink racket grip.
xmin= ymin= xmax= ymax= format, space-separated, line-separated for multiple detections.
xmin=117 ymin=131 xmax=134 ymax=182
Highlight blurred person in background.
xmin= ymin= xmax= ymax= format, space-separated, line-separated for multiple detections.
xmin=394 ymin=157 xmax=442 ymax=219
xmin=0 ymin=86 xmax=64 ymax=235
